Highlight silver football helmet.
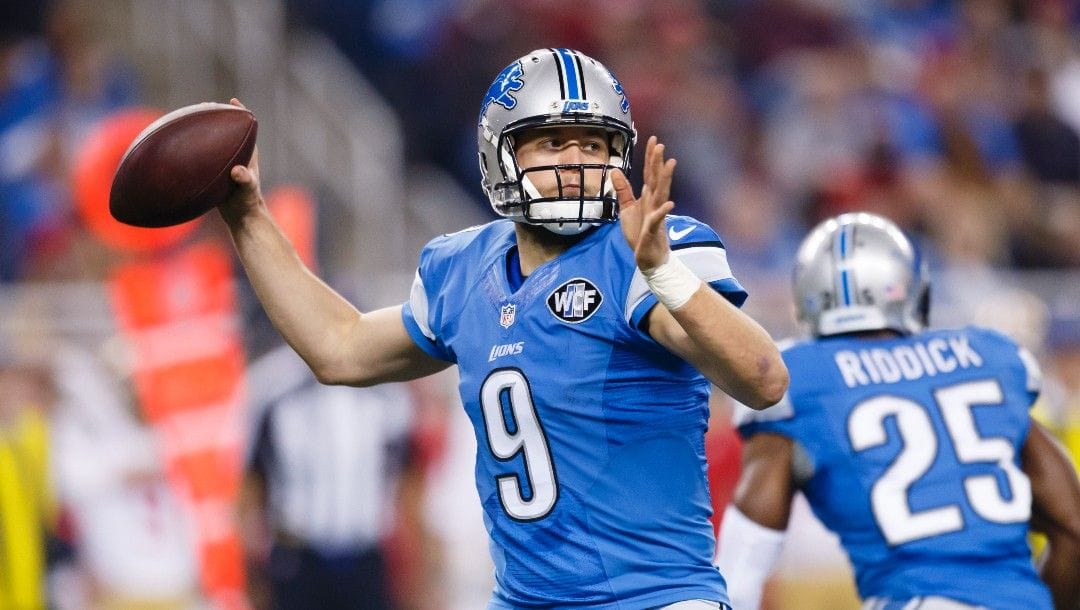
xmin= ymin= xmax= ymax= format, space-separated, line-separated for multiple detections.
xmin=793 ymin=212 xmax=929 ymax=337
xmin=478 ymin=48 xmax=636 ymax=235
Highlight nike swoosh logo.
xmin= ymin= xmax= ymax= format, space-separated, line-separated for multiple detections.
xmin=668 ymin=225 xmax=694 ymax=241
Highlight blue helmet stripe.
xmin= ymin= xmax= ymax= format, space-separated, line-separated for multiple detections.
xmin=556 ymin=48 xmax=582 ymax=99
xmin=836 ymin=224 xmax=853 ymax=306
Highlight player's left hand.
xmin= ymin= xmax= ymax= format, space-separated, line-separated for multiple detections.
xmin=612 ymin=135 xmax=677 ymax=272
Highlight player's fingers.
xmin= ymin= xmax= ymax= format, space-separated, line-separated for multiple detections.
xmin=229 ymin=98 xmax=247 ymax=110
xmin=642 ymin=200 xmax=674 ymax=234
xmin=611 ymin=169 xmax=637 ymax=208
xmin=639 ymin=183 xmax=653 ymax=210
xmin=231 ymin=165 xmax=253 ymax=185
xmin=643 ymin=136 xmax=658 ymax=186
xmin=641 ymin=174 xmax=663 ymax=214
xmin=658 ymin=199 xmax=675 ymax=218
xmin=639 ymin=136 xmax=648 ymax=184
xmin=648 ymin=143 xmax=668 ymax=202
xmin=655 ymin=158 xmax=676 ymax=204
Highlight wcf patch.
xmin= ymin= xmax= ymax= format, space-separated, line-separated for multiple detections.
xmin=547 ymin=278 xmax=603 ymax=323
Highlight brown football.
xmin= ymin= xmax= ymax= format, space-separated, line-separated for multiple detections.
xmin=109 ymin=102 xmax=257 ymax=228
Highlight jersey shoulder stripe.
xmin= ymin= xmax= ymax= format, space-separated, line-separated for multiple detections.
xmin=624 ymin=215 xmax=746 ymax=323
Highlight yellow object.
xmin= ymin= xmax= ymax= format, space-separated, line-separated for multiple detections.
xmin=1061 ymin=417 xmax=1080 ymax=473
xmin=1028 ymin=397 xmax=1080 ymax=560
xmin=767 ymin=571 xmax=861 ymax=610
xmin=0 ymin=407 xmax=53 ymax=609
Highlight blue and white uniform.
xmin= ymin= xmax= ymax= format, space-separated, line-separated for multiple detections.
xmin=402 ymin=217 xmax=744 ymax=609
xmin=736 ymin=327 xmax=1051 ymax=610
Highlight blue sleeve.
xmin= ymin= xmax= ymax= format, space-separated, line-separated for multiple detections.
xmin=401 ymin=300 xmax=451 ymax=361
xmin=733 ymin=394 xmax=798 ymax=441
xmin=733 ymin=340 xmax=804 ymax=439
xmin=628 ymin=278 xmax=748 ymax=330
xmin=972 ymin=326 xmax=1042 ymax=410
xmin=400 ymin=234 xmax=466 ymax=363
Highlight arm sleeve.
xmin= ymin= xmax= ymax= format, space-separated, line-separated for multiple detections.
xmin=1017 ymin=345 xmax=1042 ymax=407
xmin=401 ymin=269 xmax=453 ymax=362
xmin=400 ymin=228 xmax=467 ymax=363
xmin=733 ymin=392 xmax=797 ymax=440
xmin=715 ymin=504 xmax=787 ymax=610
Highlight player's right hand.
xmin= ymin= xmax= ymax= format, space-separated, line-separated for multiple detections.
xmin=219 ymin=98 xmax=264 ymax=223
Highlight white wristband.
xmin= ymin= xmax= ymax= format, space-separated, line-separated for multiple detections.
xmin=641 ymin=255 xmax=702 ymax=311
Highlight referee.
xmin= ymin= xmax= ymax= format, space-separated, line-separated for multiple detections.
xmin=240 ymin=343 xmax=417 ymax=610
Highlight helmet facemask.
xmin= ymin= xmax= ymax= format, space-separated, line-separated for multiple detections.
xmin=488 ymin=124 xmax=629 ymax=236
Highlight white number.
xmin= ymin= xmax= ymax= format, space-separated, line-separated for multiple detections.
xmin=847 ymin=380 xmax=1030 ymax=546
xmin=480 ymin=369 xmax=558 ymax=520
xmin=849 ymin=396 xmax=963 ymax=544
xmin=936 ymin=382 xmax=1031 ymax=523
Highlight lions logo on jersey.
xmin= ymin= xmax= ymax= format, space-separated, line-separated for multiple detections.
xmin=547 ymin=278 xmax=603 ymax=323
xmin=481 ymin=60 xmax=525 ymax=117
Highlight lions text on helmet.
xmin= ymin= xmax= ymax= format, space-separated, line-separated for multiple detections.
xmin=478 ymin=48 xmax=635 ymax=236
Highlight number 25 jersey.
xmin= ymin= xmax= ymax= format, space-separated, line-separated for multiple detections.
xmin=736 ymin=328 xmax=1051 ymax=609
xmin=401 ymin=218 xmax=746 ymax=609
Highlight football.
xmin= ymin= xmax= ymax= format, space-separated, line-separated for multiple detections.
xmin=109 ymin=102 xmax=257 ymax=228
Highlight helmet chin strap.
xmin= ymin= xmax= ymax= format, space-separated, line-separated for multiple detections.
xmin=498 ymin=134 xmax=625 ymax=236
xmin=515 ymin=175 xmax=588 ymax=235
xmin=518 ymin=173 xmax=621 ymax=236
xmin=543 ymin=220 xmax=597 ymax=236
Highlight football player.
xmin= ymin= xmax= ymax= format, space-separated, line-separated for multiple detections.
xmin=219 ymin=49 xmax=788 ymax=609
xmin=716 ymin=212 xmax=1080 ymax=610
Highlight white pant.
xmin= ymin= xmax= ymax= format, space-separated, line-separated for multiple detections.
xmin=657 ymin=601 xmax=725 ymax=610
xmin=863 ymin=596 xmax=987 ymax=610
xmin=489 ymin=598 xmax=726 ymax=610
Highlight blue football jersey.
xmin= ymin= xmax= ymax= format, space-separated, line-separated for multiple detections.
xmin=402 ymin=217 xmax=746 ymax=609
xmin=736 ymin=327 xmax=1050 ymax=609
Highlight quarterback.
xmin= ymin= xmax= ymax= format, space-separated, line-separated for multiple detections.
xmin=218 ymin=49 xmax=787 ymax=609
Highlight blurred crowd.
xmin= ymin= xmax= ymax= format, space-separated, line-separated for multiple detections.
xmin=1 ymin=0 xmax=1078 ymax=609
xmin=291 ymin=0 xmax=1080 ymax=275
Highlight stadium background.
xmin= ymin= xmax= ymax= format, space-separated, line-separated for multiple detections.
xmin=0 ymin=0 xmax=1078 ymax=608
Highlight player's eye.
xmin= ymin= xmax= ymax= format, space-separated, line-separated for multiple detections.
xmin=582 ymin=140 xmax=606 ymax=153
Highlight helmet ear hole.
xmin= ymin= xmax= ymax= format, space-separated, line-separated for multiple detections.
xmin=478 ymin=152 xmax=489 ymax=180
xmin=917 ymin=284 xmax=931 ymax=328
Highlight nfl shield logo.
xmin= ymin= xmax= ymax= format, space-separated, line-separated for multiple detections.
xmin=499 ymin=303 xmax=516 ymax=328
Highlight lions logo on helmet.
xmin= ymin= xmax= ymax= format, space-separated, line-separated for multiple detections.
xmin=477 ymin=48 xmax=636 ymax=236
xmin=481 ymin=61 xmax=525 ymax=116
xmin=793 ymin=212 xmax=929 ymax=337
xmin=607 ymin=69 xmax=630 ymax=114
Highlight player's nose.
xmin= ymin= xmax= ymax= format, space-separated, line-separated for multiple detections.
xmin=558 ymin=142 xmax=586 ymax=164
